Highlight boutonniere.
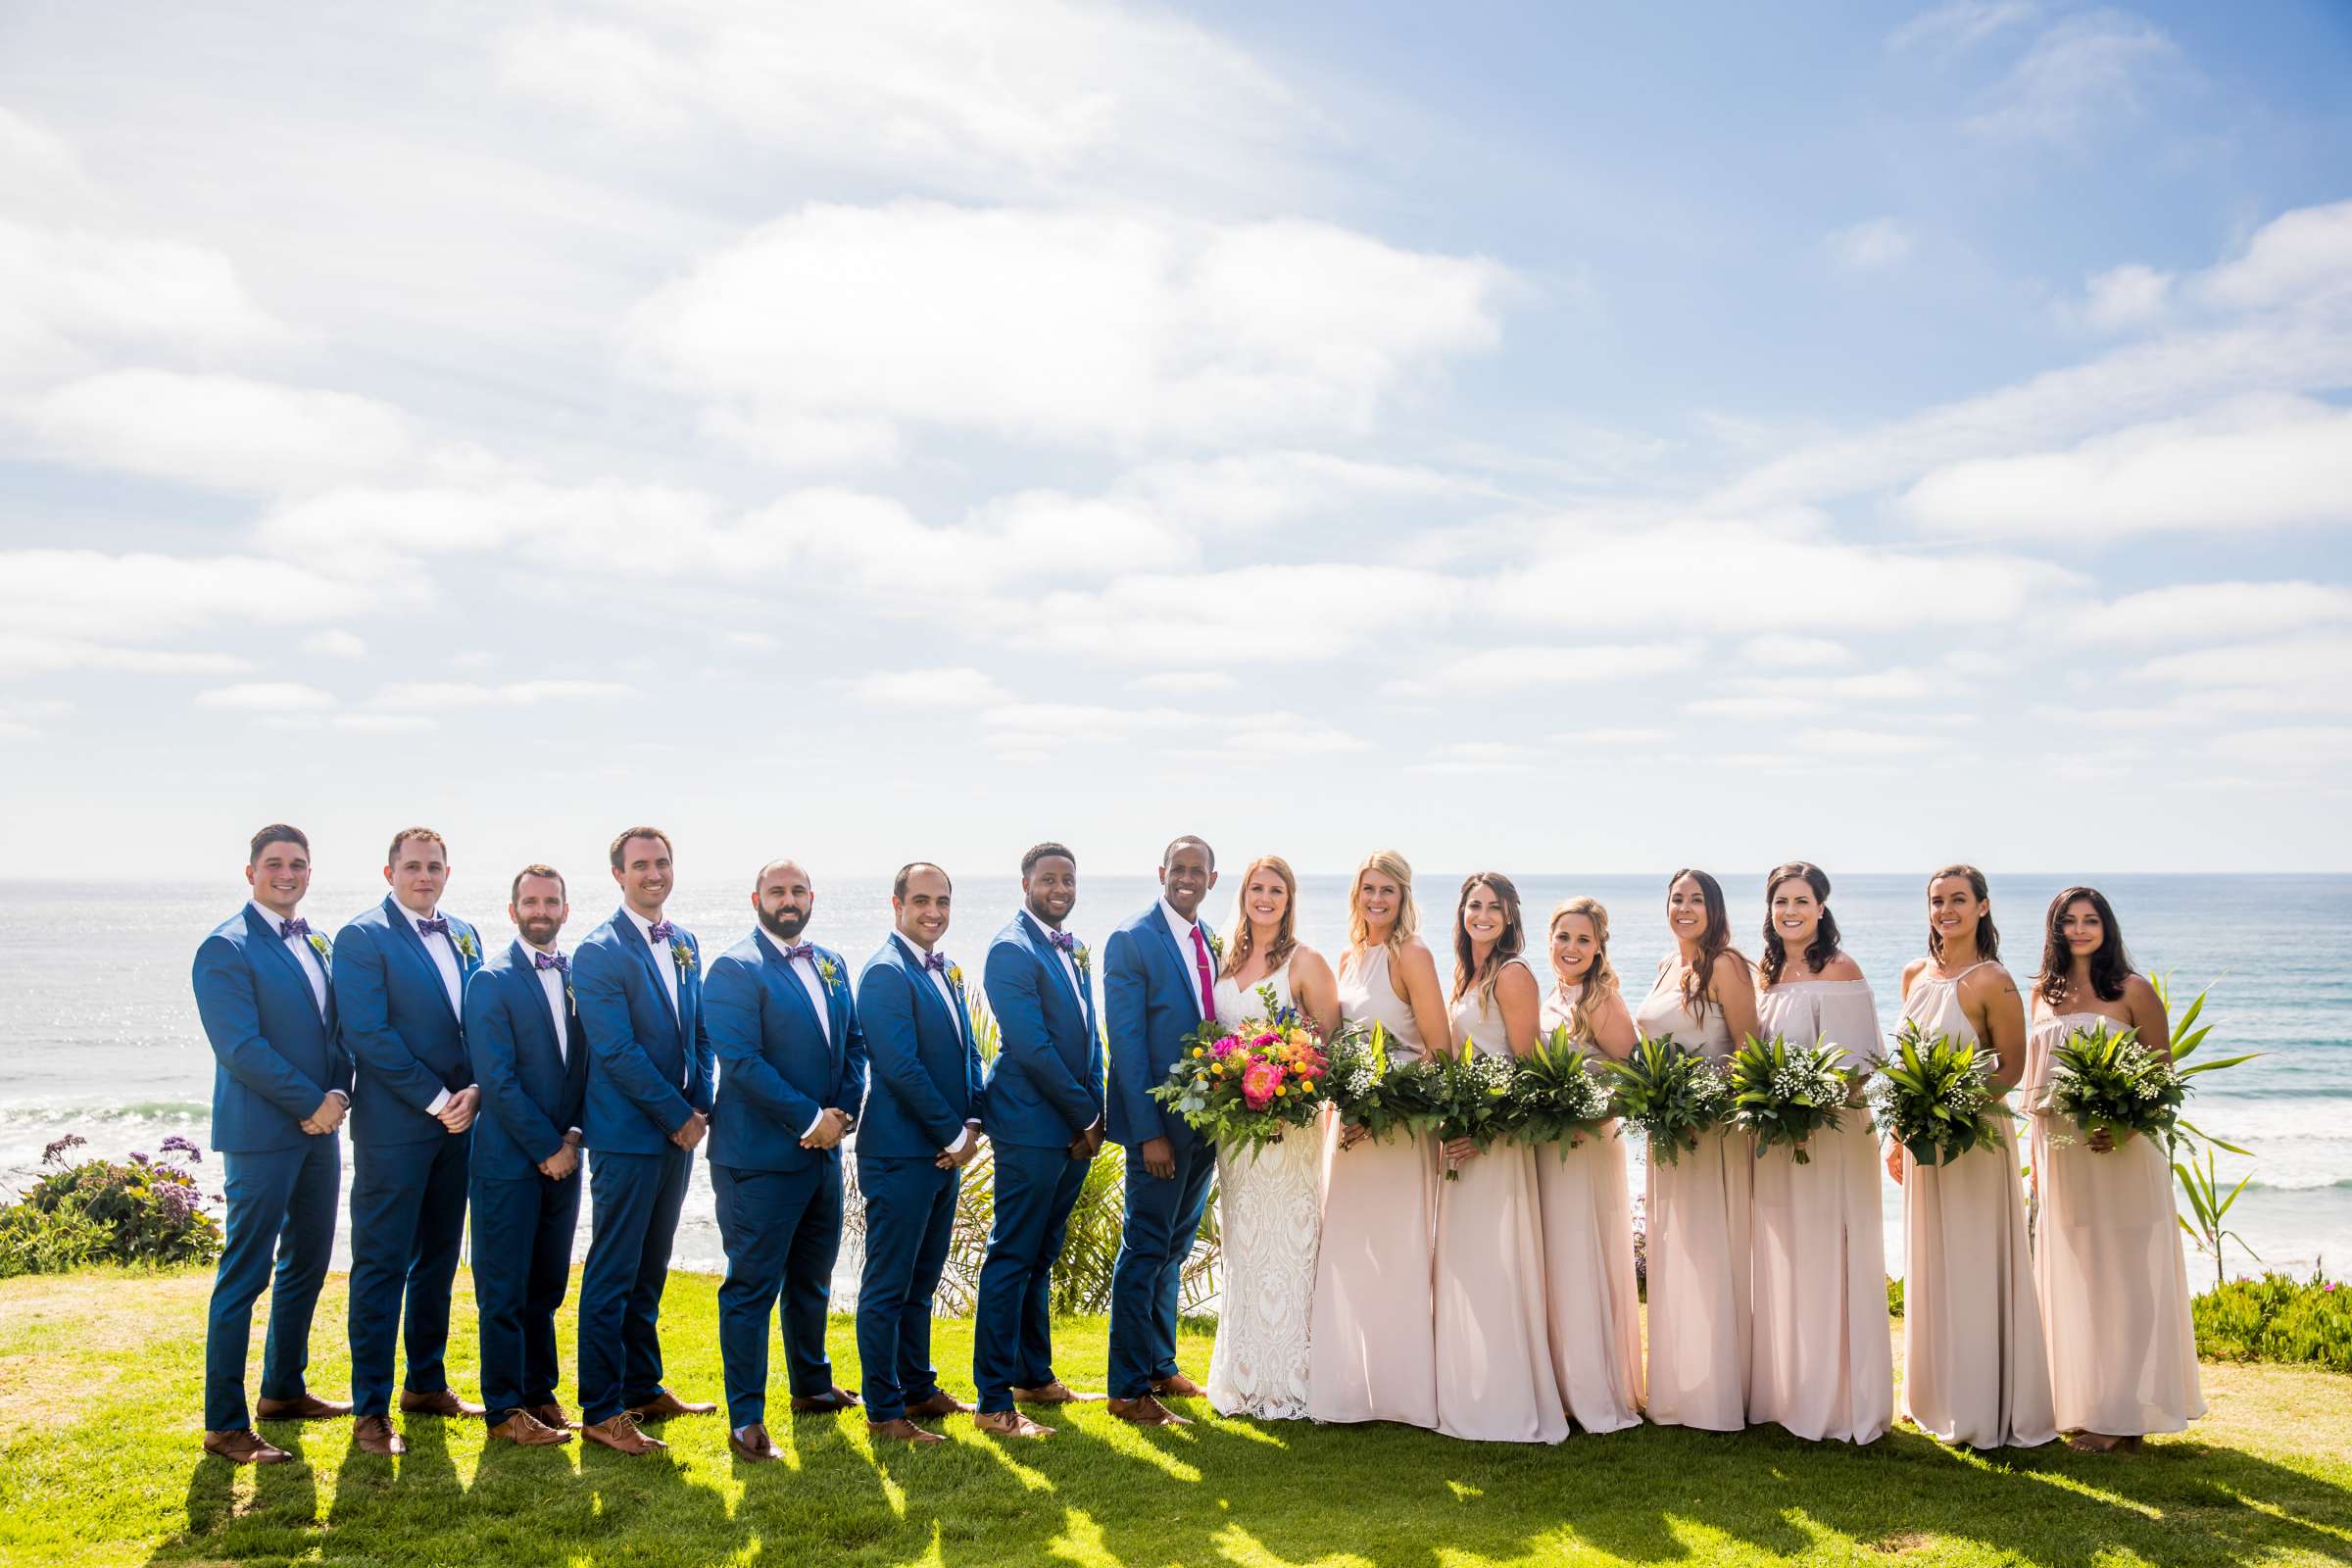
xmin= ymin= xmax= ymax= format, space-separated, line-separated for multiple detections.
xmin=670 ymin=939 xmax=697 ymax=972
xmin=455 ymin=930 xmax=479 ymax=963
xmin=947 ymin=962 xmax=965 ymax=991
xmin=1205 ymin=930 xmax=1225 ymax=962
xmin=1074 ymin=943 xmax=1093 ymax=981
xmin=815 ymin=956 xmax=841 ymax=990
xmin=307 ymin=932 xmax=333 ymax=963
xmin=565 ymin=981 xmax=577 ymax=1009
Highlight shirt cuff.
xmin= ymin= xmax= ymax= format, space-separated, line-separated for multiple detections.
xmin=426 ymin=1088 xmax=451 ymax=1116
xmin=1087 ymin=1115 xmax=1102 ymax=1132
xmin=567 ymin=1127 xmax=582 ymax=1138
xmin=802 ymin=1109 xmax=825 ymax=1139
xmin=945 ymin=1127 xmax=972 ymax=1156
xmin=326 ymin=1089 xmax=350 ymax=1104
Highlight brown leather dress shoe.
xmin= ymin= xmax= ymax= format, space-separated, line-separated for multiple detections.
xmin=903 ymin=1390 xmax=975 ymax=1418
xmin=581 ymin=1413 xmax=666 ymax=1454
xmin=867 ymin=1417 xmax=947 ymax=1444
xmin=203 ymin=1428 xmax=291 ymax=1465
xmin=729 ymin=1423 xmax=783 ymax=1462
xmin=255 ymin=1393 xmax=352 ymax=1420
xmin=789 ymin=1386 xmax=861 ymax=1414
xmin=529 ymin=1402 xmax=577 ymax=1430
xmin=1106 ymin=1395 xmax=1189 ymax=1427
xmin=353 ymin=1414 xmax=407 ymax=1455
xmin=1010 ymin=1381 xmax=1103 ymax=1404
xmin=973 ymin=1409 xmax=1054 ymax=1439
xmin=400 ymin=1388 xmax=486 ymax=1418
xmin=1152 ymin=1373 xmax=1206 ymax=1398
xmin=487 ymin=1410 xmax=572 ymax=1446
xmin=627 ymin=1390 xmax=717 ymax=1420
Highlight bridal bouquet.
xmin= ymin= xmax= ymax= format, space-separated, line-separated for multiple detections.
xmin=1151 ymin=983 xmax=1329 ymax=1153
xmin=1436 ymin=1038 xmax=1516 ymax=1179
xmin=1727 ymin=1033 xmax=1852 ymax=1164
xmin=1506 ymin=1025 xmax=1620 ymax=1156
xmin=1867 ymin=1019 xmax=2014 ymax=1168
xmin=1607 ymin=1035 xmax=1731 ymax=1166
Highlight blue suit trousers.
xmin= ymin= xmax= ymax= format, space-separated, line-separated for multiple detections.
xmin=855 ymin=1154 xmax=959 ymax=1421
xmin=204 ymin=1138 xmax=340 ymax=1432
xmin=346 ymin=1131 xmax=470 ymax=1417
xmin=710 ymin=1159 xmax=842 ymax=1427
xmin=972 ymin=1142 xmax=1090 ymax=1412
xmin=1107 ymin=1133 xmax=1215 ymax=1397
xmin=577 ymin=1145 xmax=691 ymax=1425
xmin=469 ymin=1167 xmax=582 ymax=1423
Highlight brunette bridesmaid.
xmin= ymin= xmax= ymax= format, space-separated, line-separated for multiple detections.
xmin=1633 ymin=868 xmax=1760 ymax=1432
xmin=1892 ymin=864 xmax=2057 ymax=1449
xmin=1306 ymin=850 xmax=1449 ymax=1428
xmin=1748 ymin=862 xmax=1892 ymax=1445
xmin=1534 ymin=897 xmax=1644 ymax=1433
xmin=2025 ymin=887 xmax=2204 ymax=1452
xmin=1433 ymin=874 xmax=1567 ymax=1444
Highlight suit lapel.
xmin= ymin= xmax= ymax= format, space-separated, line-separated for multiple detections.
xmin=245 ymin=905 xmax=324 ymax=1019
xmin=509 ymin=940 xmax=564 ymax=1065
xmin=1147 ymin=907 xmax=1203 ymax=1019
xmin=896 ymin=933 xmax=969 ymax=1048
xmin=754 ymin=929 xmax=828 ymax=1054
xmin=621 ymin=909 xmax=681 ymax=1025
xmin=385 ymin=896 xmax=460 ymax=1022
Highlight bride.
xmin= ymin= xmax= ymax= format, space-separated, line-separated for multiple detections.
xmin=1204 ymin=854 xmax=1340 ymax=1419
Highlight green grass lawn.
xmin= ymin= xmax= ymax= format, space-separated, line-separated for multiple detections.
xmin=2 ymin=1268 xmax=2348 ymax=1568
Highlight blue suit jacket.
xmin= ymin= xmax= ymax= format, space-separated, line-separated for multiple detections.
xmin=462 ymin=940 xmax=590 ymax=1180
xmin=705 ymin=930 xmax=869 ymax=1173
xmin=980 ymin=913 xmax=1102 ymax=1150
xmin=856 ymin=932 xmax=986 ymax=1158
xmin=572 ymin=907 xmax=713 ymax=1155
xmin=193 ymin=905 xmax=351 ymax=1154
xmin=333 ymin=896 xmax=482 ymax=1147
xmin=1103 ymin=905 xmax=1217 ymax=1148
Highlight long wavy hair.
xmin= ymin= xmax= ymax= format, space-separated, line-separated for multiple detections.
xmin=1546 ymin=897 xmax=1620 ymax=1043
xmin=1759 ymin=860 xmax=1842 ymax=987
xmin=1451 ymin=871 xmax=1526 ymax=1010
xmin=1668 ymin=867 xmax=1743 ymax=1009
xmin=1344 ymin=849 xmax=1419 ymax=974
xmin=2036 ymin=885 xmax=2133 ymax=1004
xmin=1220 ymin=854 xmax=1299 ymax=981
xmin=1926 ymin=862 xmax=2000 ymax=963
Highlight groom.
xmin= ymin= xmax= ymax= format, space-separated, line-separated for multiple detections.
xmin=1102 ymin=836 xmax=1220 ymax=1426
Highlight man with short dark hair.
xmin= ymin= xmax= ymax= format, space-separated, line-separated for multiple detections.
xmin=463 ymin=865 xmax=589 ymax=1446
xmin=972 ymin=842 xmax=1105 ymax=1438
xmin=1103 ymin=835 xmax=1220 ymax=1426
xmin=855 ymin=862 xmax=985 ymax=1443
xmin=704 ymin=858 xmax=868 ymax=1461
xmin=334 ymin=827 xmax=489 ymax=1455
xmin=571 ymin=826 xmax=717 ymax=1455
xmin=192 ymin=824 xmax=353 ymax=1464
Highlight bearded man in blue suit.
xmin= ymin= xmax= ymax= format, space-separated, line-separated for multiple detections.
xmin=334 ymin=826 xmax=487 ymax=1456
xmin=570 ymin=825 xmax=717 ymax=1456
xmin=462 ymin=863 xmax=590 ymax=1447
xmin=1102 ymin=835 xmax=1221 ymax=1427
xmin=703 ymin=858 xmax=868 ymax=1462
xmin=192 ymin=823 xmax=353 ymax=1464
xmin=971 ymin=842 xmax=1105 ymax=1439
xmin=855 ymin=862 xmax=985 ymax=1444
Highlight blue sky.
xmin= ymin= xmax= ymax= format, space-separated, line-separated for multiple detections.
xmin=1 ymin=0 xmax=2348 ymax=882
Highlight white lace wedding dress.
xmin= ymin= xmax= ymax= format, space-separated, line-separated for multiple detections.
xmin=1204 ymin=957 xmax=1325 ymax=1419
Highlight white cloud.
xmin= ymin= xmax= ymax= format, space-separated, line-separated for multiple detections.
xmin=1965 ymin=11 xmax=2183 ymax=144
xmin=0 ymin=549 xmax=368 ymax=644
xmin=843 ymin=667 xmax=1007 ymax=707
xmin=1794 ymin=726 xmax=1915 ymax=756
xmin=371 ymin=679 xmax=634 ymax=708
xmin=1116 ymin=451 xmax=1475 ymax=531
xmin=0 ymin=222 xmax=287 ymax=375
xmin=2200 ymin=200 xmax=2352 ymax=313
xmin=0 ymin=637 xmax=251 ymax=678
xmin=1888 ymin=1 xmax=2037 ymax=54
xmin=15 ymin=370 xmax=416 ymax=494
xmin=1559 ymin=726 xmax=1671 ymax=747
xmin=627 ymin=203 xmax=1508 ymax=457
xmin=1684 ymin=695 xmax=1829 ymax=720
xmin=300 ymin=629 xmax=368 ymax=660
xmin=2060 ymin=582 xmax=2352 ymax=645
xmin=1130 ymin=670 xmax=1239 ymax=694
xmin=1899 ymin=395 xmax=2352 ymax=539
xmin=1025 ymin=563 xmax=1460 ymax=663
xmin=1396 ymin=643 xmax=1698 ymax=696
xmin=2080 ymin=263 xmax=2171 ymax=329
xmin=2128 ymin=634 xmax=2352 ymax=691
xmin=1827 ymin=218 xmax=1913 ymax=271
xmin=195 ymin=681 xmax=335 ymax=710
xmin=1740 ymin=635 xmax=1852 ymax=668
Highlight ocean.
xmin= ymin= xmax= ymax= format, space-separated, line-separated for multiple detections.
xmin=3 ymin=872 xmax=2345 ymax=1293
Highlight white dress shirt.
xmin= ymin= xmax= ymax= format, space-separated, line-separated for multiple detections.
xmin=767 ymin=931 xmax=836 ymax=1142
xmin=905 ymin=937 xmax=974 ymax=1156
xmin=622 ymin=905 xmax=682 ymax=1018
xmin=523 ymin=937 xmax=583 ymax=1141
xmin=1019 ymin=909 xmax=1099 ymax=1134
xmin=1159 ymin=897 xmax=1210 ymax=1020
xmin=401 ymin=904 xmax=473 ymax=1118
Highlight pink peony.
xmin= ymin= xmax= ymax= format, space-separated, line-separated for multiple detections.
xmin=1211 ymin=1036 xmax=1241 ymax=1058
xmin=1242 ymin=1057 xmax=1283 ymax=1109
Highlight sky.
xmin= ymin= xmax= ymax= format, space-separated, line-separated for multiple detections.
xmin=2 ymin=0 xmax=2349 ymax=886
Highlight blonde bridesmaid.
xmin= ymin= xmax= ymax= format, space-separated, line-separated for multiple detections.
xmin=1748 ymin=862 xmax=1893 ymax=1445
xmin=2025 ymin=886 xmax=2204 ymax=1453
xmin=1306 ymin=850 xmax=1448 ymax=1428
xmin=1892 ymin=864 xmax=2057 ymax=1449
xmin=1534 ymin=898 xmax=1644 ymax=1433
xmin=1634 ymin=868 xmax=1760 ymax=1432
xmin=1434 ymin=874 xmax=1567 ymax=1444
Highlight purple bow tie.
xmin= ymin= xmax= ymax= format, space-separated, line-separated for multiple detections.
xmin=417 ymin=915 xmax=451 ymax=938
xmin=647 ymin=920 xmax=675 ymax=944
xmin=922 ymin=951 xmax=949 ymax=973
xmin=535 ymin=951 xmax=569 ymax=973
xmin=279 ymin=917 xmax=311 ymax=941
xmin=780 ymin=942 xmax=817 ymax=962
xmin=1047 ymin=929 xmax=1076 ymax=954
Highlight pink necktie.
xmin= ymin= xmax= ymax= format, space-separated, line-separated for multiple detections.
xmin=1189 ymin=925 xmax=1216 ymax=1018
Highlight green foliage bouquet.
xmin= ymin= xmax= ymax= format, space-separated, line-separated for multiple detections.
xmin=1344 ymin=1032 xmax=1453 ymax=1145
xmin=1506 ymin=1025 xmax=1620 ymax=1156
xmin=1868 ymin=1020 xmax=2014 ymax=1168
xmin=1436 ymin=1038 xmax=1517 ymax=1179
xmin=1728 ymin=1033 xmax=1852 ymax=1164
xmin=1607 ymin=1036 xmax=1731 ymax=1166
xmin=2045 ymin=983 xmax=2259 ymax=1153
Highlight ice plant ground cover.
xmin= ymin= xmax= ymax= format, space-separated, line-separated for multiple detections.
xmin=4 ymin=1266 xmax=2349 ymax=1568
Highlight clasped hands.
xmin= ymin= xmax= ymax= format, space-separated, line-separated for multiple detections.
xmin=538 ymin=1128 xmax=583 ymax=1180
xmin=1066 ymin=1122 xmax=1104 ymax=1163
xmin=934 ymin=1121 xmax=984 ymax=1171
xmin=298 ymin=1092 xmax=348 ymax=1137
xmin=800 ymin=1106 xmax=853 ymax=1151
